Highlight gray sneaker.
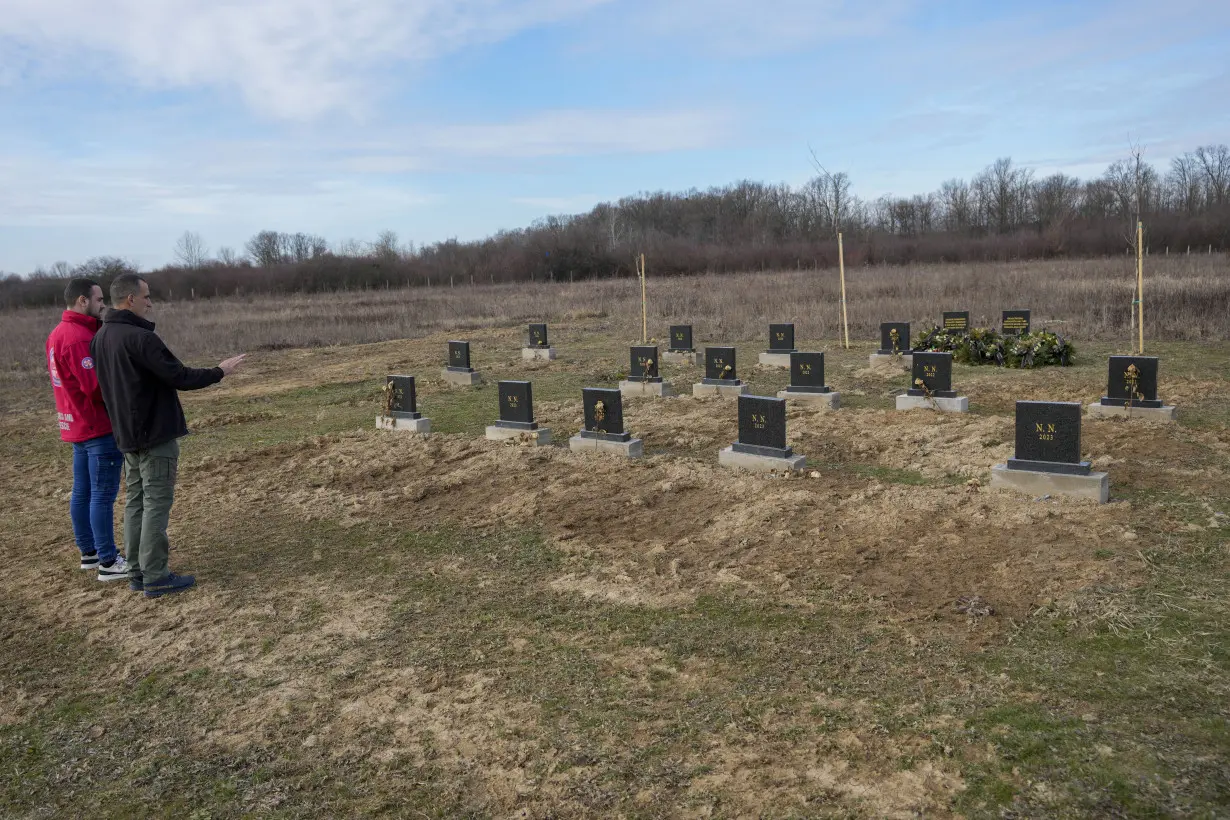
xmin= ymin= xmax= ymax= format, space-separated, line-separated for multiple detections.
xmin=98 ymin=555 xmax=130 ymax=582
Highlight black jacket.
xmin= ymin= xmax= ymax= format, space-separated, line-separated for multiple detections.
xmin=90 ymin=310 xmax=223 ymax=453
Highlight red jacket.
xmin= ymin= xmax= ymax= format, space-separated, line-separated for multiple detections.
xmin=47 ymin=310 xmax=113 ymax=443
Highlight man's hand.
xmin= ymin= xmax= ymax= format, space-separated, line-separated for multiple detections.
xmin=219 ymin=354 xmax=247 ymax=376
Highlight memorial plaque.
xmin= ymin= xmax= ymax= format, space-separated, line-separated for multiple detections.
xmin=629 ymin=345 xmax=662 ymax=382
xmin=1002 ymin=310 xmax=1031 ymax=335
xmin=877 ymin=322 xmax=911 ymax=354
xmin=669 ymin=324 xmax=694 ymax=352
xmin=768 ymin=323 xmax=796 ymax=352
xmin=383 ymin=375 xmax=419 ymax=419
xmin=447 ymin=340 xmax=472 ymax=372
xmin=942 ymin=311 xmax=970 ymax=332
xmin=580 ymin=387 xmax=631 ymax=442
xmin=1100 ymin=356 xmax=1161 ymax=408
xmin=1007 ymin=401 xmax=1090 ymax=475
xmin=787 ymin=352 xmax=831 ymax=393
xmin=496 ymin=380 xmax=537 ymax=429
xmin=732 ymin=395 xmax=792 ymax=458
xmin=907 ymin=352 xmax=957 ymax=398
xmin=527 ymin=323 xmax=549 ymax=348
xmin=703 ymin=347 xmax=739 ymax=384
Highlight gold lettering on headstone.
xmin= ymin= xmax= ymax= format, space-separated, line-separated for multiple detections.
xmin=751 ymin=413 xmax=766 ymax=429
xmin=1036 ymin=421 xmax=1056 ymax=441
xmin=507 ymin=395 xmax=518 ymax=408
xmin=800 ymin=363 xmax=811 ymax=375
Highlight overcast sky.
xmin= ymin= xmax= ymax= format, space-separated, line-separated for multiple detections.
xmin=1 ymin=0 xmax=1227 ymax=272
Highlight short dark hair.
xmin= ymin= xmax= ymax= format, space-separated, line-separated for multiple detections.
xmin=110 ymin=273 xmax=147 ymax=306
xmin=64 ymin=278 xmax=101 ymax=307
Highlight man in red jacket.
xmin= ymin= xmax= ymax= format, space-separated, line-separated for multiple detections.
xmin=47 ymin=278 xmax=129 ymax=581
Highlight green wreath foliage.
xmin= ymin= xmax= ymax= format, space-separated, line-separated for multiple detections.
xmin=914 ymin=326 xmax=1075 ymax=368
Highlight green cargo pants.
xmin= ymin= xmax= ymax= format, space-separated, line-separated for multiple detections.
xmin=123 ymin=439 xmax=180 ymax=585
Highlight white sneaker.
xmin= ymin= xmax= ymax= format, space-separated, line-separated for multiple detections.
xmin=98 ymin=555 xmax=130 ymax=582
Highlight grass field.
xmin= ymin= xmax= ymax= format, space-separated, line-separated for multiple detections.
xmin=1 ymin=263 xmax=1228 ymax=817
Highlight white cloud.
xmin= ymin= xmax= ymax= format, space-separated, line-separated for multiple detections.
xmin=0 ymin=0 xmax=610 ymax=119
xmin=618 ymin=0 xmax=916 ymax=55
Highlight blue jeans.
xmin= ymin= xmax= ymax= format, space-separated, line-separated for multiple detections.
xmin=70 ymin=433 xmax=123 ymax=564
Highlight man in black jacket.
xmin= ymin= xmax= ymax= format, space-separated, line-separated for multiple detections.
xmin=91 ymin=274 xmax=245 ymax=598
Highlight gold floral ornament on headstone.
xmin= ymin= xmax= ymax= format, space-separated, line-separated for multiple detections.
xmin=641 ymin=358 xmax=654 ymax=382
xmin=890 ymin=327 xmax=901 ymax=355
xmin=592 ymin=400 xmax=605 ymax=429
xmin=382 ymin=380 xmax=403 ymax=417
xmin=1123 ymin=362 xmax=1143 ymax=408
xmin=722 ymin=364 xmax=733 ymax=378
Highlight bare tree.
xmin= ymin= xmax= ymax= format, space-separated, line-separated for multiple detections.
xmin=373 ymin=230 xmax=400 ymax=260
xmin=1194 ymin=144 xmax=1230 ymax=208
xmin=807 ymin=147 xmax=854 ymax=235
xmin=216 ymin=246 xmax=243 ymax=266
xmin=1032 ymin=173 xmax=1083 ymax=232
xmin=49 ymin=260 xmax=73 ymax=278
xmin=246 ymin=231 xmax=284 ymax=268
xmin=174 ymin=231 xmax=208 ymax=269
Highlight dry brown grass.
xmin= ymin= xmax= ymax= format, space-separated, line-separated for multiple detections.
xmin=4 ymin=256 xmax=1226 ymax=402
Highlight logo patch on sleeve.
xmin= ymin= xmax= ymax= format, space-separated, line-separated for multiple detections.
xmin=81 ymin=357 xmax=94 ymax=370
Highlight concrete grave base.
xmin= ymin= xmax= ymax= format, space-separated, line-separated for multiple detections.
xmin=869 ymin=353 xmax=912 ymax=369
xmin=485 ymin=425 xmax=552 ymax=446
xmin=989 ymin=464 xmax=1109 ymax=503
xmin=895 ymin=394 xmax=969 ymax=413
xmin=377 ymin=416 xmax=431 ymax=434
xmin=718 ymin=445 xmax=806 ymax=473
xmin=662 ymin=351 xmax=697 ymax=366
xmin=777 ymin=390 xmax=841 ymax=409
xmin=1085 ymin=403 xmax=1177 ymax=422
xmin=568 ymin=435 xmax=644 ymax=458
xmin=758 ymin=352 xmax=793 ymax=369
xmin=441 ymin=368 xmax=482 ymax=386
xmin=522 ymin=347 xmax=557 ymax=361
xmin=692 ymin=382 xmax=750 ymax=399
xmin=619 ymin=380 xmax=676 ymax=398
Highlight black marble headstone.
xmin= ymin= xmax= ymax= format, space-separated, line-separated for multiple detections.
xmin=447 ymin=340 xmax=472 ymax=372
xmin=669 ymin=324 xmax=694 ymax=352
xmin=496 ymin=380 xmax=537 ymax=429
xmin=629 ymin=346 xmax=662 ymax=382
xmin=703 ymin=347 xmax=740 ymax=384
xmin=1001 ymin=310 xmax=1031 ymax=335
xmin=580 ymin=387 xmax=631 ymax=442
xmin=907 ymin=352 xmax=957 ymax=398
xmin=942 ymin=311 xmax=970 ymax=332
xmin=1100 ymin=356 xmax=1161 ymax=408
xmin=768 ymin=323 xmax=796 ymax=352
xmin=877 ymin=322 xmax=911 ymax=354
xmin=383 ymin=375 xmax=420 ymax=419
xmin=786 ymin=352 xmax=831 ymax=393
xmin=732 ymin=395 xmax=792 ymax=458
xmin=1007 ymin=401 xmax=1090 ymax=475
xmin=527 ymin=323 xmax=549 ymax=348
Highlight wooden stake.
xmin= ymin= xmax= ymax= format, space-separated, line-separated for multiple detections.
xmin=638 ymin=253 xmax=648 ymax=343
xmin=1137 ymin=221 xmax=1145 ymax=354
xmin=838 ymin=233 xmax=850 ymax=349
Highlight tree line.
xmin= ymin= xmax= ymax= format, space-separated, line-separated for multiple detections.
xmin=3 ymin=144 xmax=1227 ymax=309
